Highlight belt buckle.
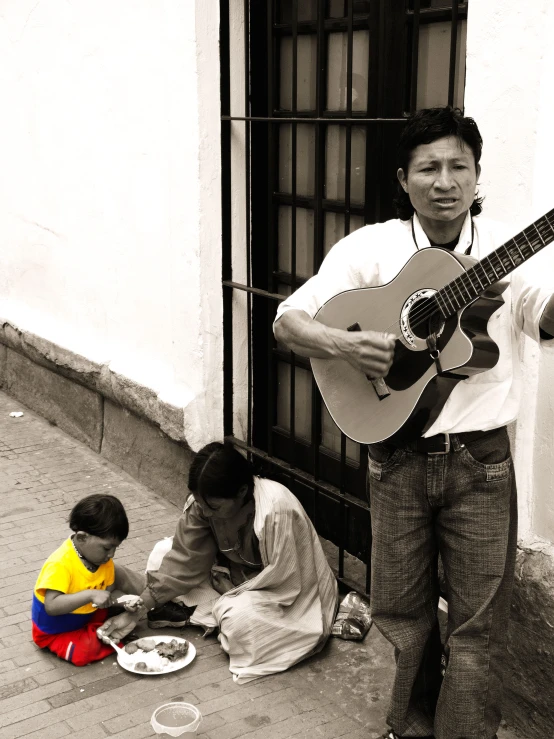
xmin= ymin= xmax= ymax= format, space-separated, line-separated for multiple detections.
xmin=428 ymin=433 xmax=450 ymax=455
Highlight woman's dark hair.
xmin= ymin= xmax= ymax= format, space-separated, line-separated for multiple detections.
xmin=69 ymin=494 xmax=129 ymax=540
xmin=188 ymin=441 xmax=254 ymax=500
xmin=393 ymin=106 xmax=484 ymax=221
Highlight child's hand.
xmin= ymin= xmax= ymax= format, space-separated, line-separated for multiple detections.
xmin=116 ymin=594 xmax=144 ymax=613
xmin=90 ymin=590 xmax=112 ymax=609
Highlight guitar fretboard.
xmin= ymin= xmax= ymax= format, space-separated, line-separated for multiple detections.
xmin=434 ymin=208 xmax=554 ymax=318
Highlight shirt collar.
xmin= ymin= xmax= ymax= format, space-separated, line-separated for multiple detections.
xmin=412 ymin=211 xmax=474 ymax=253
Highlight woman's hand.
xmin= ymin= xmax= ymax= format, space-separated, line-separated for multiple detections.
xmin=117 ymin=594 xmax=144 ymax=613
xmin=211 ymin=566 xmax=235 ymax=594
xmin=98 ymin=611 xmax=139 ymax=642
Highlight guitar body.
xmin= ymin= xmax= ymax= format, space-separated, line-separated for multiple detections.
xmin=311 ymin=247 xmax=505 ymax=444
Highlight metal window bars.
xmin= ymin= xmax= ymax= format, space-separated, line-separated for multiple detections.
xmin=221 ymin=0 xmax=467 ymax=595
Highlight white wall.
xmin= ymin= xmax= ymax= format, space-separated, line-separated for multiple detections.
xmin=0 ymin=0 xmax=223 ymax=450
xmin=465 ymin=0 xmax=554 ymax=540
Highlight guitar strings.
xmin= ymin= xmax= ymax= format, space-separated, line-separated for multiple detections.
xmin=383 ymin=242 xmax=529 ymax=337
xmin=407 ymin=225 xmax=548 ymax=332
xmin=378 ymin=224 xmax=552 ymax=338
xmin=383 ymin=237 xmax=536 ymax=337
xmin=377 ymin=211 xmax=554 ymax=337
xmin=379 ymin=240 xmax=528 ymax=338
xmin=402 ymin=212 xmax=554 ymax=335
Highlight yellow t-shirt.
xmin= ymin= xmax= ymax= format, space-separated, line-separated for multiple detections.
xmin=32 ymin=537 xmax=115 ymax=634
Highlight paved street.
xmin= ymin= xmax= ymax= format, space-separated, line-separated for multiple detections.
xmin=0 ymin=390 xmax=521 ymax=738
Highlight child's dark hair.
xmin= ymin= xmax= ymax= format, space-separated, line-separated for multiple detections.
xmin=69 ymin=494 xmax=129 ymax=541
xmin=188 ymin=441 xmax=254 ymax=500
xmin=394 ymin=106 xmax=484 ymax=221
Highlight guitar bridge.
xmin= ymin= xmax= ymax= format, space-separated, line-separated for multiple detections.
xmin=347 ymin=322 xmax=391 ymax=401
xmin=371 ymin=377 xmax=391 ymax=400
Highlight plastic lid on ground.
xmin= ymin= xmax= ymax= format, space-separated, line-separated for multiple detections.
xmin=150 ymin=702 xmax=202 ymax=736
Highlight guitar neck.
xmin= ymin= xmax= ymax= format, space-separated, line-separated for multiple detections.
xmin=435 ymin=208 xmax=554 ymax=318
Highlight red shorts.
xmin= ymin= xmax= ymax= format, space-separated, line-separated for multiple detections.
xmin=32 ymin=609 xmax=119 ymax=666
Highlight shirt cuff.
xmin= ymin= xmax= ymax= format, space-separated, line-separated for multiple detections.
xmin=539 ymin=295 xmax=554 ymax=346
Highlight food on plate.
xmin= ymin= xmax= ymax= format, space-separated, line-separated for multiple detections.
xmin=156 ymin=639 xmax=190 ymax=662
xmin=133 ymin=651 xmax=171 ymax=673
xmin=135 ymin=638 xmax=156 ymax=652
xmin=118 ymin=637 xmax=191 ymax=673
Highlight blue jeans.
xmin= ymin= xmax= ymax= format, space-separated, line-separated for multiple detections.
xmin=368 ymin=427 xmax=516 ymax=739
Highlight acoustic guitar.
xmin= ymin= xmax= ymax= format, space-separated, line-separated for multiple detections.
xmin=310 ymin=209 xmax=554 ymax=444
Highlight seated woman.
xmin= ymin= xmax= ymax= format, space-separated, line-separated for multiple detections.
xmin=101 ymin=441 xmax=339 ymax=683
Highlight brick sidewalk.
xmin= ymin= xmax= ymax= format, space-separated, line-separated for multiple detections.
xmin=0 ymin=390 xmax=521 ymax=739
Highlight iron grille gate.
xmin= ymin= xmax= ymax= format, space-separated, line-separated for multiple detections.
xmin=221 ymin=0 xmax=468 ymax=595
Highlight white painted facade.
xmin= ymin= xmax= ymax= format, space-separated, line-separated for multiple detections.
xmin=465 ymin=0 xmax=554 ymax=542
xmin=0 ymin=0 xmax=223 ymax=451
xmin=0 ymin=1 xmax=553 ymax=541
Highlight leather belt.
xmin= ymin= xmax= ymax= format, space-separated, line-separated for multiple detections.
xmin=392 ymin=428 xmax=504 ymax=455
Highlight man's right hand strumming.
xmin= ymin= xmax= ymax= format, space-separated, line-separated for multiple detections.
xmin=332 ymin=328 xmax=396 ymax=378
xmin=274 ymin=309 xmax=395 ymax=378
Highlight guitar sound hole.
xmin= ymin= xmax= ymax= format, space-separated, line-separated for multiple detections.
xmin=409 ymin=299 xmax=445 ymax=340
xmin=387 ymin=312 xmax=457 ymax=392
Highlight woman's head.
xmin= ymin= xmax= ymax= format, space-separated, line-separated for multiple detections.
xmin=188 ymin=441 xmax=254 ymax=518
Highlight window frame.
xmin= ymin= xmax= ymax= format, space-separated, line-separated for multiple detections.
xmin=221 ymin=0 xmax=468 ymax=594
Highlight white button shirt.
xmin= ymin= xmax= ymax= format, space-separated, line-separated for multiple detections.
xmin=274 ymin=213 xmax=554 ymax=436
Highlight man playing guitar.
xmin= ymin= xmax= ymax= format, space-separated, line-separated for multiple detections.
xmin=273 ymin=106 xmax=554 ymax=739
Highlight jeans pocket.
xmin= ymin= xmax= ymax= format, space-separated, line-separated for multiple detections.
xmin=461 ymin=429 xmax=512 ymax=481
xmin=367 ymin=445 xmax=405 ymax=481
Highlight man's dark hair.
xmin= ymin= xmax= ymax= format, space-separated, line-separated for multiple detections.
xmin=69 ymin=494 xmax=129 ymax=540
xmin=188 ymin=441 xmax=254 ymax=500
xmin=393 ymin=106 xmax=484 ymax=221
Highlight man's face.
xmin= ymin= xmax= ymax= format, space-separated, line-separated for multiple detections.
xmin=397 ymin=135 xmax=480 ymax=228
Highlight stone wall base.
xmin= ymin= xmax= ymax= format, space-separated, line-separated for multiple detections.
xmin=102 ymin=399 xmax=192 ymax=508
xmin=4 ymin=348 xmax=104 ymax=451
xmin=505 ymin=542 xmax=554 ymax=737
xmin=0 ymin=345 xmax=193 ymax=505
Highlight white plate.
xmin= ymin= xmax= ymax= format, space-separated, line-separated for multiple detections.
xmin=118 ymin=635 xmax=196 ymax=675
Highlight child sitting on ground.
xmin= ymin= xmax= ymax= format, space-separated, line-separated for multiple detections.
xmin=32 ymin=493 xmax=134 ymax=666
